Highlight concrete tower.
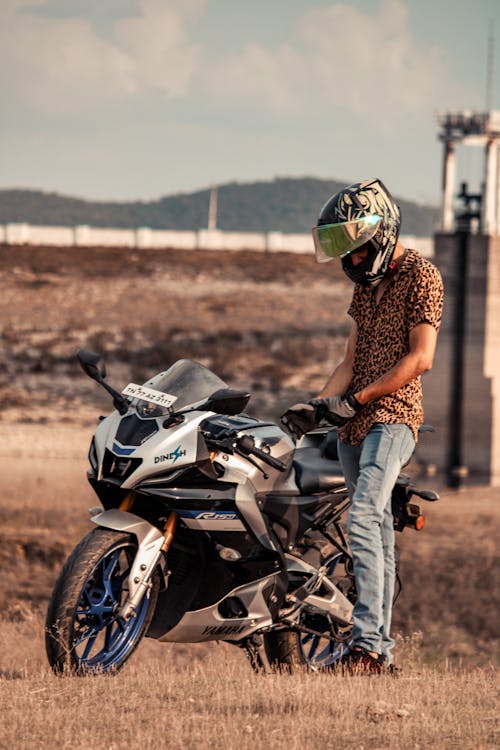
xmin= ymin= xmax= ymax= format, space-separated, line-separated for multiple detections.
xmin=416 ymin=111 xmax=500 ymax=485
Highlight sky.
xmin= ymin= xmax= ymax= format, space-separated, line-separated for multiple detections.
xmin=1 ymin=0 xmax=499 ymax=206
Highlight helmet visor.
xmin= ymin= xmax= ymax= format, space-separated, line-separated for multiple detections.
xmin=312 ymin=215 xmax=382 ymax=263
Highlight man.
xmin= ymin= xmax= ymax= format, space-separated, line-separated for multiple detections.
xmin=283 ymin=178 xmax=443 ymax=671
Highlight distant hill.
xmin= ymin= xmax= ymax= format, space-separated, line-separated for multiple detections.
xmin=0 ymin=178 xmax=440 ymax=235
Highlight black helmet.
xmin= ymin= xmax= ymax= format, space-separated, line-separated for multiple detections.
xmin=312 ymin=178 xmax=401 ymax=287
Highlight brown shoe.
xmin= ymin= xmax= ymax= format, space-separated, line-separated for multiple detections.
xmin=341 ymin=646 xmax=384 ymax=674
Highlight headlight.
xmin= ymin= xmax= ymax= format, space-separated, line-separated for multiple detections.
xmin=135 ymin=399 xmax=170 ymax=419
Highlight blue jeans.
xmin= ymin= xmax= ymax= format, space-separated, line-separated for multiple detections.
xmin=337 ymin=423 xmax=415 ymax=662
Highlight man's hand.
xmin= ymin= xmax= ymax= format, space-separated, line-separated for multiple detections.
xmin=309 ymin=392 xmax=363 ymax=426
xmin=281 ymin=403 xmax=318 ymax=438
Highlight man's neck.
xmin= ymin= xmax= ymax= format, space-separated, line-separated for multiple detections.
xmin=392 ymin=242 xmax=405 ymax=262
xmin=373 ymin=243 xmax=407 ymax=303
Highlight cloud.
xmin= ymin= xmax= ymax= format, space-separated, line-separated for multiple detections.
xmin=0 ymin=0 xmax=205 ymax=117
xmin=200 ymin=0 xmax=467 ymax=132
xmin=0 ymin=0 xmax=471 ymax=132
xmin=113 ymin=0 xmax=205 ymax=97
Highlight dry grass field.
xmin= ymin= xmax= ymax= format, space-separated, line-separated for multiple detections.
xmin=0 ymin=244 xmax=498 ymax=748
xmin=1 ymin=653 xmax=497 ymax=750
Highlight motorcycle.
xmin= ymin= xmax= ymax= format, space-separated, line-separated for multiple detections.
xmin=45 ymin=350 xmax=439 ymax=674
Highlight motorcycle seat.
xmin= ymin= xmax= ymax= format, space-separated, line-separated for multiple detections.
xmin=292 ymin=447 xmax=345 ymax=494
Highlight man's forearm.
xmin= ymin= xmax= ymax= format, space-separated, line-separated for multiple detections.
xmin=354 ymin=351 xmax=430 ymax=405
xmin=317 ymin=322 xmax=357 ymax=398
xmin=317 ymin=359 xmax=353 ymax=398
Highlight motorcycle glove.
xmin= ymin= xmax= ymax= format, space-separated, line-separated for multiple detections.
xmin=309 ymin=392 xmax=363 ymax=427
xmin=280 ymin=403 xmax=318 ymax=438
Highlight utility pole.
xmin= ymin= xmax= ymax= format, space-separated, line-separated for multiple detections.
xmin=208 ymin=186 xmax=218 ymax=231
xmin=485 ymin=21 xmax=494 ymax=111
xmin=447 ymin=183 xmax=482 ymax=488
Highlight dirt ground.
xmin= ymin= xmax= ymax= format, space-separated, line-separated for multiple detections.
xmin=0 ymin=244 xmax=351 ymax=426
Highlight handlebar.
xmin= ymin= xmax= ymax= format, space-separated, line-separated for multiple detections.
xmin=204 ymin=432 xmax=287 ymax=473
xmin=235 ymin=435 xmax=287 ymax=472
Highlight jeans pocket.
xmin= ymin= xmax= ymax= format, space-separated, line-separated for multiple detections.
xmin=400 ymin=428 xmax=415 ymax=466
xmin=360 ymin=423 xmax=395 ymax=472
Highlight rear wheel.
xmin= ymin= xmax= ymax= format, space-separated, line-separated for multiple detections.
xmin=262 ymin=552 xmax=355 ymax=672
xmin=45 ymin=528 xmax=159 ymax=674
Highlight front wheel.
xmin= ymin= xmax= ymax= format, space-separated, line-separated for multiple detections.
xmin=45 ymin=528 xmax=159 ymax=674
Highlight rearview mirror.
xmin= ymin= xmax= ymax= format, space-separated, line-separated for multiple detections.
xmin=77 ymin=349 xmax=107 ymax=382
xmin=203 ymin=388 xmax=250 ymax=416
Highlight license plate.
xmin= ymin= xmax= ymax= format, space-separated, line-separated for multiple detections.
xmin=122 ymin=383 xmax=178 ymax=408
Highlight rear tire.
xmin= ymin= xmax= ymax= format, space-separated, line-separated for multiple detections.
xmin=263 ymin=616 xmax=352 ymax=672
xmin=45 ymin=528 xmax=159 ymax=675
xmin=262 ymin=551 xmax=355 ymax=672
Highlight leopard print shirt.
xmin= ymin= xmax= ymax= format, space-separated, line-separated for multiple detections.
xmin=338 ymin=249 xmax=444 ymax=445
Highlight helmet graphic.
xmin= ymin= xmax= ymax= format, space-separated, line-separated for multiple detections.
xmin=312 ymin=178 xmax=401 ymax=287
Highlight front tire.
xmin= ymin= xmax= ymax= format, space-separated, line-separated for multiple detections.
xmin=45 ymin=528 xmax=159 ymax=675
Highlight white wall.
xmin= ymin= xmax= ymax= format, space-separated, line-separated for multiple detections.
xmin=197 ymin=229 xmax=267 ymax=251
xmin=1 ymin=223 xmax=433 ymax=256
xmin=4 ymin=223 xmax=75 ymax=245
xmin=136 ymin=227 xmax=197 ymax=249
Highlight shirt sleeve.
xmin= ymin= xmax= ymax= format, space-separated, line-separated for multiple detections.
xmin=406 ymin=262 xmax=444 ymax=331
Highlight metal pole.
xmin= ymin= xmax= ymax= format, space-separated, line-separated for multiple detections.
xmin=447 ymin=225 xmax=469 ymax=487
xmin=485 ymin=21 xmax=494 ymax=111
xmin=446 ymin=184 xmax=481 ymax=487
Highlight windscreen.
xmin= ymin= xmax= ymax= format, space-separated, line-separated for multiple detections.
xmin=132 ymin=359 xmax=229 ymax=418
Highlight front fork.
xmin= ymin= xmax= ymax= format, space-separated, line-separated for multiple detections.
xmin=90 ymin=499 xmax=177 ymax=621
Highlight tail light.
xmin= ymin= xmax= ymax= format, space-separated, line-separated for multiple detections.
xmin=414 ymin=514 xmax=426 ymax=531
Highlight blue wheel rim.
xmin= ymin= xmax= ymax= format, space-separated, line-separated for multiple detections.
xmin=298 ymin=553 xmax=353 ymax=669
xmin=70 ymin=541 xmax=150 ymax=672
